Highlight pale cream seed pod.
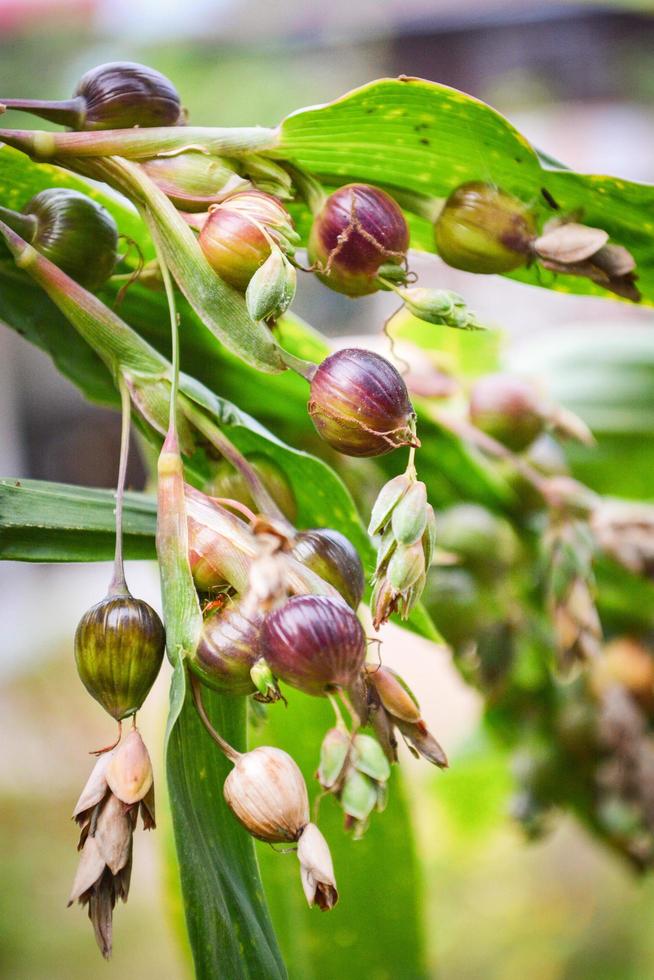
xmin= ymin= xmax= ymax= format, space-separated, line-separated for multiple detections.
xmin=297 ymin=822 xmax=338 ymax=910
xmin=223 ymin=746 xmax=310 ymax=843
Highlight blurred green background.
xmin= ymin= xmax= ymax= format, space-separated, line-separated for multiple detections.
xmin=2 ymin=1 xmax=654 ymax=977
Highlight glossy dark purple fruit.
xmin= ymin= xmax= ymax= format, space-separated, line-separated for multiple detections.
xmin=262 ymin=594 xmax=366 ymax=697
xmin=190 ymin=599 xmax=262 ymax=695
xmin=1 ymin=62 xmax=182 ymax=131
xmin=292 ymin=528 xmax=364 ymax=610
xmin=308 ymin=184 xmax=409 ymax=296
xmin=309 ymin=348 xmax=415 ymax=457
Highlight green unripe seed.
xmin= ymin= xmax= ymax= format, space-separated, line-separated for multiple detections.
xmin=74 ymin=594 xmax=165 ymax=720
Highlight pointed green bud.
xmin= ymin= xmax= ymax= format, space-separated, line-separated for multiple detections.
xmin=317 ymin=727 xmax=351 ymax=790
xmin=240 ymin=154 xmax=294 ymax=200
xmin=352 ymin=734 xmax=391 ymax=782
xmin=401 ymin=572 xmax=427 ymax=620
xmin=368 ymin=474 xmax=412 ymax=535
xmin=388 ymin=541 xmax=425 ymax=592
xmin=422 ymin=504 xmax=437 ymax=568
xmin=246 ymin=248 xmax=297 ymax=322
xmin=249 ymin=658 xmax=282 ymax=703
xmin=397 ymin=286 xmax=482 ymax=329
xmin=341 ymin=769 xmax=378 ymax=822
xmin=375 ymin=525 xmax=398 ymax=574
xmin=375 ymin=782 xmax=389 ymax=813
xmin=391 ymin=480 xmax=428 ymax=546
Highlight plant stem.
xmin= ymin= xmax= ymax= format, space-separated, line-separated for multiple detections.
xmin=284 ymin=164 xmax=326 ymax=214
xmin=159 ymin=254 xmax=180 ymax=436
xmin=0 ymin=204 xmax=37 ymax=243
xmin=0 ymin=124 xmax=278 ymax=161
xmin=180 ymin=397 xmax=291 ymax=528
xmin=279 ymin=347 xmax=318 ymax=381
xmin=210 ymin=497 xmax=258 ymax=524
xmin=327 ymin=691 xmax=347 ymax=730
xmin=0 ymin=97 xmax=85 ymax=128
xmin=189 ymin=670 xmax=242 ymax=763
xmin=108 ymin=375 xmax=132 ymax=596
xmin=437 ymin=412 xmax=549 ymax=498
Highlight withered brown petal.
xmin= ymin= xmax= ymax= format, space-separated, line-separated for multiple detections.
xmin=94 ymin=794 xmax=133 ymax=875
xmin=72 ymin=751 xmax=112 ymax=820
xmin=534 ymin=223 xmax=609 ymax=264
xmin=396 ymin=719 xmax=448 ymax=768
xmin=68 ymin=835 xmax=106 ymax=905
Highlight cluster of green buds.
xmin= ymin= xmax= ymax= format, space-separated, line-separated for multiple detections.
xmin=394 ymin=286 xmax=482 ymax=330
xmin=368 ymin=469 xmax=436 ymax=628
xmin=543 ymin=478 xmax=602 ymax=676
xmin=317 ymin=727 xmax=390 ymax=838
xmin=508 ymin=633 xmax=654 ymax=866
xmin=313 ymin=666 xmax=446 ymax=836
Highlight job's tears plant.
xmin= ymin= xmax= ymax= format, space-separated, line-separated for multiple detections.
xmin=1 ymin=64 xmax=653 ymax=976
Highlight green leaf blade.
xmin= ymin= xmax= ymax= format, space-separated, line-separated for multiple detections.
xmin=167 ymin=689 xmax=287 ymax=980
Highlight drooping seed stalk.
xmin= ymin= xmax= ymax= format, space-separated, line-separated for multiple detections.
xmin=278 ymin=348 xmax=318 ymax=380
xmin=284 ymin=164 xmax=326 ymax=214
xmin=0 ymin=204 xmax=37 ymax=243
xmin=0 ymin=97 xmax=85 ymax=128
xmin=189 ymin=671 xmax=241 ymax=763
xmin=107 ymin=375 xmax=132 ymax=597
